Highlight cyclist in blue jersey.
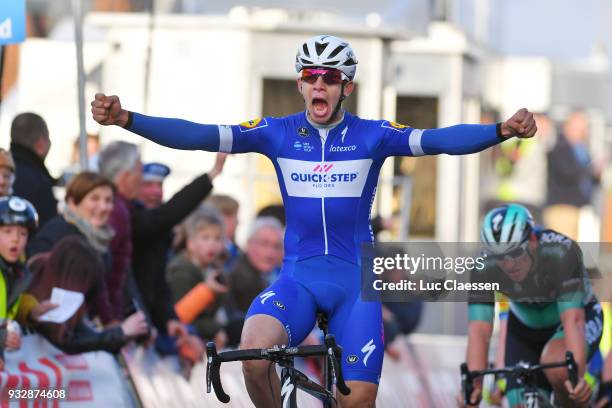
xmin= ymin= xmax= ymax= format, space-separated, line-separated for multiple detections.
xmin=92 ymin=35 xmax=537 ymax=408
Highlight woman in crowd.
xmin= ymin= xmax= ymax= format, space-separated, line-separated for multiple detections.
xmin=27 ymin=171 xmax=140 ymax=327
xmin=28 ymin=236 xmax=148 ymax=353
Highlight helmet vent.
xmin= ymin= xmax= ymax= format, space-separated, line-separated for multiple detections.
xmin=328 ymin=45 xmax=345 ymax=59
xmin=344 ymin=58 xmax=357 ymax=66
xmin=300 ymin=58 xmax=313 ymax=65
xmin=302 ymin=44 xmax=310 ymax=58
xmin=315 ymin=42 xmax=328 ymax=56
xmin=322 ymin=60 xmax=340 ymax=66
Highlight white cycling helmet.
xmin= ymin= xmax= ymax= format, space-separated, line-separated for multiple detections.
xmin=295 ymin=35 xmax=358 ymax=80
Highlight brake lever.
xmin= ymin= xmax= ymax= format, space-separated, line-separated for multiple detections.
xmin=324 ymin=334 xmax=351 ymax=395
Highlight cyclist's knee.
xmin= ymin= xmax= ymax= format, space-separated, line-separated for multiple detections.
xmin=337 ymin=381 xmax=377 ymax=408
xmin=242 ymin=359 xmax=273 ymax=381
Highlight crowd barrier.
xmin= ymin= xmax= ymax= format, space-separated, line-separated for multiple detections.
xmin=1 ymin=333 xmax=136 ymax=407
xmin=1 ymin=333 xmax=498 ymax=407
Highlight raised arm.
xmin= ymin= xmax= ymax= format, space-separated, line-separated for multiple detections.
xmin=91 ymin=93 xmax=222 ymax=151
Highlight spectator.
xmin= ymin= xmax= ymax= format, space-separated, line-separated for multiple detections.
xmin=167 ymin=205 xmax=228 ymax=346
xmin=131 ymin=154 xmax=226 ymax=347
xmin=27 ymin=171 xmax=116 ymax=324
xmin=0 ymin=196 xmax=56 ymax=362
xmin=544 ymin=110 xmax=605 ymax=239
xmin=207 ymin=194 xmax=241 ymax=271
xmin=98 ymin=141 xmax=142 ymax=321
xmin=28 ymin=236 xmax=148 ymax=354
xmin=256 ymin=203 xmax=286 ymax=227
xmin=225 ymin=216 xmax=284 ymax=346
xmin=61 ymin=134 xmax=102 ymax=184
xmin=0 ymin=149 xmax=16 ymax=197
xmin=138 ymin=162 xmax=170 ymax=209
xmin=10 ymin=112 xmax=58 ymax=227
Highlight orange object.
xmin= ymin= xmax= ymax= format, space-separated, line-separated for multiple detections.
xmin=174 ymin=283 xmax=215 ymax=324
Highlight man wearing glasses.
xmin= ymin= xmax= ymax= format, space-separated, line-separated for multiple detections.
xmin=92 ymin=35 xmax=536 ymax=407
xmin=463 ymin=204 xmax=602 ymax=407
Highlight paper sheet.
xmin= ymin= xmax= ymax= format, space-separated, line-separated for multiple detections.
xmin=38 ymin=287 xmax=84 ymax=323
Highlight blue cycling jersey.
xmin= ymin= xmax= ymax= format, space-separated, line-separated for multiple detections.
xmin=129 ymin=110 xmax=500 ymax=264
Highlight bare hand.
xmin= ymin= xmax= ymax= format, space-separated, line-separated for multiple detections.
xmin=30 ymin=300 xmax=58 ymax=322
xmin=166 ymin=319 xmax=189 ymax=338
xmin=5 ymin=331 xmax=21 ymax=351
xmin=176 ymin=334 xmax=205 ymax=363
xmin=565 ymin=378 xmax=592 ymax=406
xmin=204 ymin=270 xmax=228 ymax=294
xmin=90 ymin=93 xmax=129 ymax=127
xmin=500 ymin=108 xmax=537 ymax=139
xmin=208 ymin=152 xmax=228 ymax=180
xmin=120 ymin=311 xmax=149 ymax=338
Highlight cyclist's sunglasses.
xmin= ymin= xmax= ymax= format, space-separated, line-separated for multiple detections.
xmin=300 ymin=68 xmax=347 ymax=85
xmin=488 ymin=242 xmax=528 ymax=262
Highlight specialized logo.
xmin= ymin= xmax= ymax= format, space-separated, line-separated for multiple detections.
xmin=273 ymin=300 xmax=286 ymax=310
xmin=281 ymin=377 xmax=294 ymax=408
xmin=259 ymin=291 xmax=275 ymax=304
xmin=238 ymin=118 xmax=268 ymax=132
xmin=341 ymin=126 xmax=348 ymax=143
xmin=381 ymin=120 xmax=410 ymax=133
xmin=298 ymin=127 xmax=309 ymax=137
xmin=492 ymin=213 xmax=504 ymax=233
xmin=329 ymin=144 xmax=356 ymax=153
xmin=361 ymin=339 xmax=376 ymax=367
xmin=278 ymin=158 xmax=373 ymax=198
xmin=346 ymin=354 xmax=359 ymax=364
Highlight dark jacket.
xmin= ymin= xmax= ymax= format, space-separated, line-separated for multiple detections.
xmin=166 ymin=252 xmax=224 ymax=339
xmin=547 ymin=134 xmax=597 ymax=207
xmin=131 ymin=173 xmax=213 ymax=332
xmin=27 ymin=215 xmax=114 ymax=323
xmin=37 ymin=322 xmax=127 ymax=355
xmin=11 ymin=143 xmax=58 ymax=227
xmin=226 ymin=254 xmax=268 ymax=314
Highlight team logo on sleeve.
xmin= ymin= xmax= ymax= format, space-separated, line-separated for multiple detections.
xmin=297 ymin=126 xmax=309 ymax=137
xmin=238 ymin=118 xmax=268 ymax=132
xmin=381 ymin=120 xmax=410 ymax=133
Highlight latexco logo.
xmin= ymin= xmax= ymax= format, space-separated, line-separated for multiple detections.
xmin=329 ymin=144 xmax=357 ymax=153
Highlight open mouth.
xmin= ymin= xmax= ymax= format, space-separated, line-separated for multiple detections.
xmin=312 ymin=98 xmax=329 ymax=115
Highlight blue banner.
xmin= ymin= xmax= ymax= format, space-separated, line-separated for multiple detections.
xmin=0 ymin=0 xmax=26 ymax=45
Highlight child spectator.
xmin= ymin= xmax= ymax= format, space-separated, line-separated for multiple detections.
xmin=0 ymin=196 xmax=56 ymax=365
xmin=207 ymin=194 xmax=241 ymax=271
xmin=166 ymin=205 xmax=228 ymax=347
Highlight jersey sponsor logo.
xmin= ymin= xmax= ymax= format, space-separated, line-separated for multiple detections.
xmin=346 ymin=354 xmax=359 ymax=364
xmin=329 ymin=144 xmax=357 ymax=153
xmin=273 ymin=300 xmax=286 ymax=310
xmin=361 ymin=339 xmax=376 ymax=367
xmin=297 ymin=126 xmax=309 ymax=137
xmin=381 ymin=120 xmax=410 ymax=133
xmin=277 ymin=158 xmax=372 ymax=198
xmin=260 ymin=290 xmax=275 ymax=304
xmin=539 ymin=231 xmax=572 ymax=249
xmin=238 ymin=118 xmax=268 ymax=132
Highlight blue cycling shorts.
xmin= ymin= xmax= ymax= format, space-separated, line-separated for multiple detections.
xmin=246 ymin=255 xmax=384 ymax=384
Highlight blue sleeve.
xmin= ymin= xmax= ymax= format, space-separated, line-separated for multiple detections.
xmin=373 ymin=121 xmax=500 ymax=158
xmin=127 ymin=113 xmax=279 ymax=157
xmin=419 ymin=124 xmax=500 ymax=155
xmin=129 ymin=112 xmax=221 ymax=151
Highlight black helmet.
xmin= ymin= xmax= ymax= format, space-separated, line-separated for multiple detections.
xmin=0 ymin=196 xmax=38 ymax=233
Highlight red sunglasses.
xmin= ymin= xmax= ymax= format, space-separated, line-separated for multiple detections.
xmin=300 ymin=68 xmax=347 ymax=85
